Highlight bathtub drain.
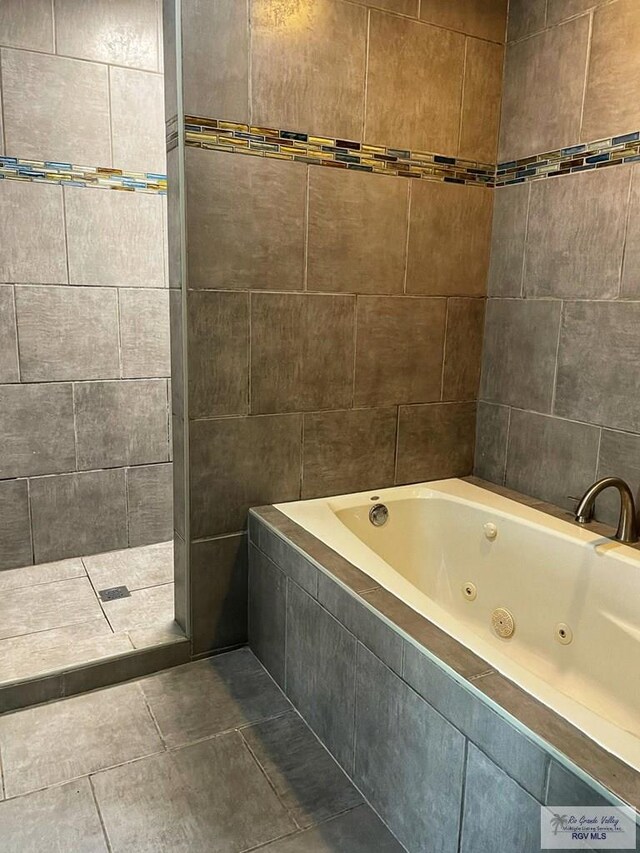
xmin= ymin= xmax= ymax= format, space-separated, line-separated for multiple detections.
xmin=491 ymin=607 xmax=515 ymax=638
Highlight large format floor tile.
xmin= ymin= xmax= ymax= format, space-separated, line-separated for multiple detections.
xmin=0 ymin=557 xmax=85 ymax=593
xmin=100 ymin=582 xmax=174 ymax=633
xmin=0 ymin=779 xmax=108 ymax=852
xmin=0 ymin=682 xmax=162 ymax=797
xmin=140 ymin=648 xmax=291 ymax=748
xmin=83 ymin=540 xmax=173 ymax=592
xmin=0 ymin=576 xmax=104 ymax=641
xmin=92 ymin=732 xmax=295 ymax=853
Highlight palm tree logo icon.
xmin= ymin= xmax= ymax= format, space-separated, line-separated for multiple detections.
xmin=550 ymin=814 xmax=569 ymax=835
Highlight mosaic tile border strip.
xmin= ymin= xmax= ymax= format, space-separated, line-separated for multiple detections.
xmin=0 ymin=157 xmax=167 ymax=194
xmin=183 ymin=116 xmax=495 ymax=187
xmin=496 ymin=131 xmax=640 ymax=186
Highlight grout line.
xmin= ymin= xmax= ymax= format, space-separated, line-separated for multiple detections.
xmin=11 ymin=284 xmax=22 ymax=383
xmin=362 ymin=10 xmax=371 ymax=141
xmin=115 ymin=289 xmax=124 ymax=379
xmin=617 ymin=167 xmax=635 ymax=299
xmin=60 ymin=186 xmax=71 ymax=285
xmin=351 ymin=296 xmax=358 ymax=408
xmin=0 ymin=51 xmax=6 ymax=155
xmin=88 ymin=775 xmax=114 ymax=853
xmin=238 ymin=730 xmax=303 ymax=831
xmin=248 ymin=290 xmax=252 ymax=414
xmin=457 ymin=37 xmax=469 ymax=157
xmin=0 ymin=738 xmax=5 ymax=800
xmin=106 ymin=66 xmax=114 ymax=169
xmin=577 ymin=11 xmax=595 ymax=142
xmin=456 ymin=739 xmax=469 ymax=851
xmin=247 ymin=0 xmax=252 ymax=126
xmin=549 ymin=300 xmax=564 ymax=415
xmin=519 ymin=182 xmax=532 ymax=297
xmin=402 ymin=181 xmax=412 ymax=294
xmin=70 ymin=382 xmax=80 ymax=472
xmin=302 ymin=166 xmax=310 ymax=292
xmin=51 ymin=0 xmax=57 ymax=54
xmin=502 ymin=406 xmax=512 ymax=486
xmin=594 ymin=426 xmax=603 ymax=480
xmin=392 ymin=405 xmax=401 ymax=485
xmin=440 ymin=298 xmax=450 ymax=401
xmin=139 ymin=684 xmax=168 ymax=750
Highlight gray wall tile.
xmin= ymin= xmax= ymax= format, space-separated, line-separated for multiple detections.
xmin=396 ymin=402 xmax=476 ymax=484
xmin=286 ymin=581 xmax=357 ymax=772
xmin=505 ymin=410 xmax=600 ymax=510
xmin=307 ymin=168 xmax=408 ymax=296
xmin=301 ymin=407 xmax=397 ymax=499
xmin=355 ymin=296 xmax=446 ymax=407
xmin=172 ymin=415 xmax=186 ymax=540
xmin=1 ymin=48 xmax=111 ymax=164
xmin=0 ymin=480 xmax=32 ymax=570
xmin=126 ymin=463 xmax=173 ymax=547
xmin=109 ymin=67 xmax=166 ymax=173
xmin=621 ymin=167 xmax=640 ymax=298
xmin=318 ymin=574 xmax=403 ymax=674
xmin=488 ymin=184 xmax=529 ymax=297
xmin=0 ymin=286 xmax=19 ymax=383
xmin=182 ymin=0 xmax=249 ymax=121
xmin=355 ymin=644 xmax=465 ymax=853
xmin=251 ymin=0 xmax=366 ymax=141
xmin=366 ymin=11 xmax=464 ymax=153
xmin=256 ymin=521 xmax=318 ymax=597
xmin=499 ymin=16 xmax=590 ymax=161
xmin=187 ymin=290 xmax=248 ymax=418
xmin=250 ymin=293 xmax=355 ymax=414
xmin=0 ymin=383 xmax=76 ymax=478
xmin=547 ymin=0 xmax=605 ymax=26
xmin=403 ymin=642 xmax=549 ymax=799
xmin=185 ymin=148 xmax=306 ymax=291
xmin=0 ymin=181 xmax=67 ymax=284
xmin=546 ymin=761 xmax=612 ymax=807
xmin=15 ymin=286 xmax=120 ymax=382
xmin=474 ymin=402 xmax=509 ymax=484
xmin=507 ymin=0 xmax=547 ymax=41
xmin=443 ymin=298 xmax=486 ymax=402
xmin=65 ymin=188 xmax=165 ymax=287
xmin=74 ymin=380 xmax=169 ymax=470
xmin=460 ymin=745 xmax=541 ymax=853
xmin=189 ymin=414 xmax=302 ymax=538
xmin=0 ymin=0 xmax=54 ymax=51
xmin=54 ymin=0 xmax=159 ymax=70
xmin=248 ymin=544 xmax=287 ymax=687
xmin=406 ymin=181 xmax=493 ymax=297
xmin=190 ymin=534 xmax=248 ymax=653
xmin=525 ymin=167 xmax=631 ymax=299
xmin=596 ymin=429 xmax=640 ymax=527
xmin=119 ymin=289 xmax=171 ymax=380
xmin=556 ymin=301 xmax=640 ymax=433
xmin=480 ymin=298 xmax=561 ymax=412
xmin=30 ymin=469 xmax=128 ymax=563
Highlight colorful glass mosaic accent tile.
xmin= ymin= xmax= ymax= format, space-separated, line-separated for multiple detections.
xmin=496 ymin=131 xmax=640 ymax=186
xmin=0 ymin=157 xmax=167 ymax=194
xmin=183 ymin=116 xmax=495 ymax=187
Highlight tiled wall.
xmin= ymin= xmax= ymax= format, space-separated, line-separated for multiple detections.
xmin=477 ymin=0 xmax=640 ymax=524
xmin=169 ymin=0 xmax=506 ymax=653
xmin=0 ymin=0 xmax=172 ymax=570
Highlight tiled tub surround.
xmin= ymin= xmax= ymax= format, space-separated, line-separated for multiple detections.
xmin=248 ymin=499 xmax=640 ymax=853
xmin=0 ymin=540 xmax=188 ymax=715
xmin=477 ymin=0 xmax=640 ymax=522
xmin=0 ymin=0 xmax=172 ymax=567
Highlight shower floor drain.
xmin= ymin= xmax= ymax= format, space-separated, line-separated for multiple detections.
xmin=98 ymin=585 xmax=131 ymax=602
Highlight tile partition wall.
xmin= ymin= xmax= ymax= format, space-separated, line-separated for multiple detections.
xmin=166 ymin=0 xmax=506 ymax=653
xmin=0 ymin=0 xmax=172 ymax=570
xmin=477 ymin=0 xmax=640 ymax=525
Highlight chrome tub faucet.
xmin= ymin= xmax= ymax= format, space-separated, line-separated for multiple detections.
xmin=575 ymin=477 xmax=639 ymax=544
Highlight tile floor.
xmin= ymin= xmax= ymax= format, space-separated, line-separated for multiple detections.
xmin=0 ymin=541 xmax=181 ymax=685
xmin=0 ymin=648 xmax=402 ymax=852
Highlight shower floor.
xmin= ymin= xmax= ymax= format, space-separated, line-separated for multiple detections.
xmin=0 ymin=541 xmax=182 ymax=685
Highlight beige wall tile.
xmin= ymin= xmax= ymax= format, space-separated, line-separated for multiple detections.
xmin=459 ymin=38 xmax=503 ymax=163
xmin=251 ymin=0 xmax=367 ymax=139
xmin=307 ymin=168 xmax=408 ymax=295
xmin=582 ymin=0 xmax=640 ymax=141
xmin=55 ymin=0 xmax=159 ymax=70
xmin=354 ymin=296 xmax=446 ymax=406
xmin=110 ymin=67 xmax=166 ymax=174
xmin=65 ymin=188 xmax=165 ymax=287
xmin=524 ymin=166 xmax=631 ymax=299
xmin=0 ymin=181 xmax=67 ymax=284
xmin=366 ymin=13 xmax=465 ymax=153
xmin=419 ymin=0 xmax=507 ymax=41
xmin=1 ymin=48 xmax=111 ymax=165
xmin=185 ymin=148 xmax=306 ymax=291
xmin=499 ymin=15 xmax=590 ymax=161
xmin=406 ymin=182 xmax=492 ymax=296
xmin=442 ymin=298 xmax=485 ymax=402
xmin=187 ymin=290 xmax=249 ymax=418
xmin=250 ymin=293 xmax=355 ymax=414
xmin=189 ymin=414 xmax=302 ymax=538
xmin=396 ymin=402 xmax=476 ymax=484
xmin=351 ymin=0 xmax=418 ymax=14
xmin=0 ymin=0 xmax=53 ymax=51
xmin=507 ymin=0 xmax=547 ymax=40
xmin=182 ymin=0 xmax=249 ymax=122
xmin=302 ymin=408 xmax=397 ymax=498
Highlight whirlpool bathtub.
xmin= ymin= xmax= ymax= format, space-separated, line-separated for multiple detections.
xmin=275 ymin=477 xmax=640 ymax=773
